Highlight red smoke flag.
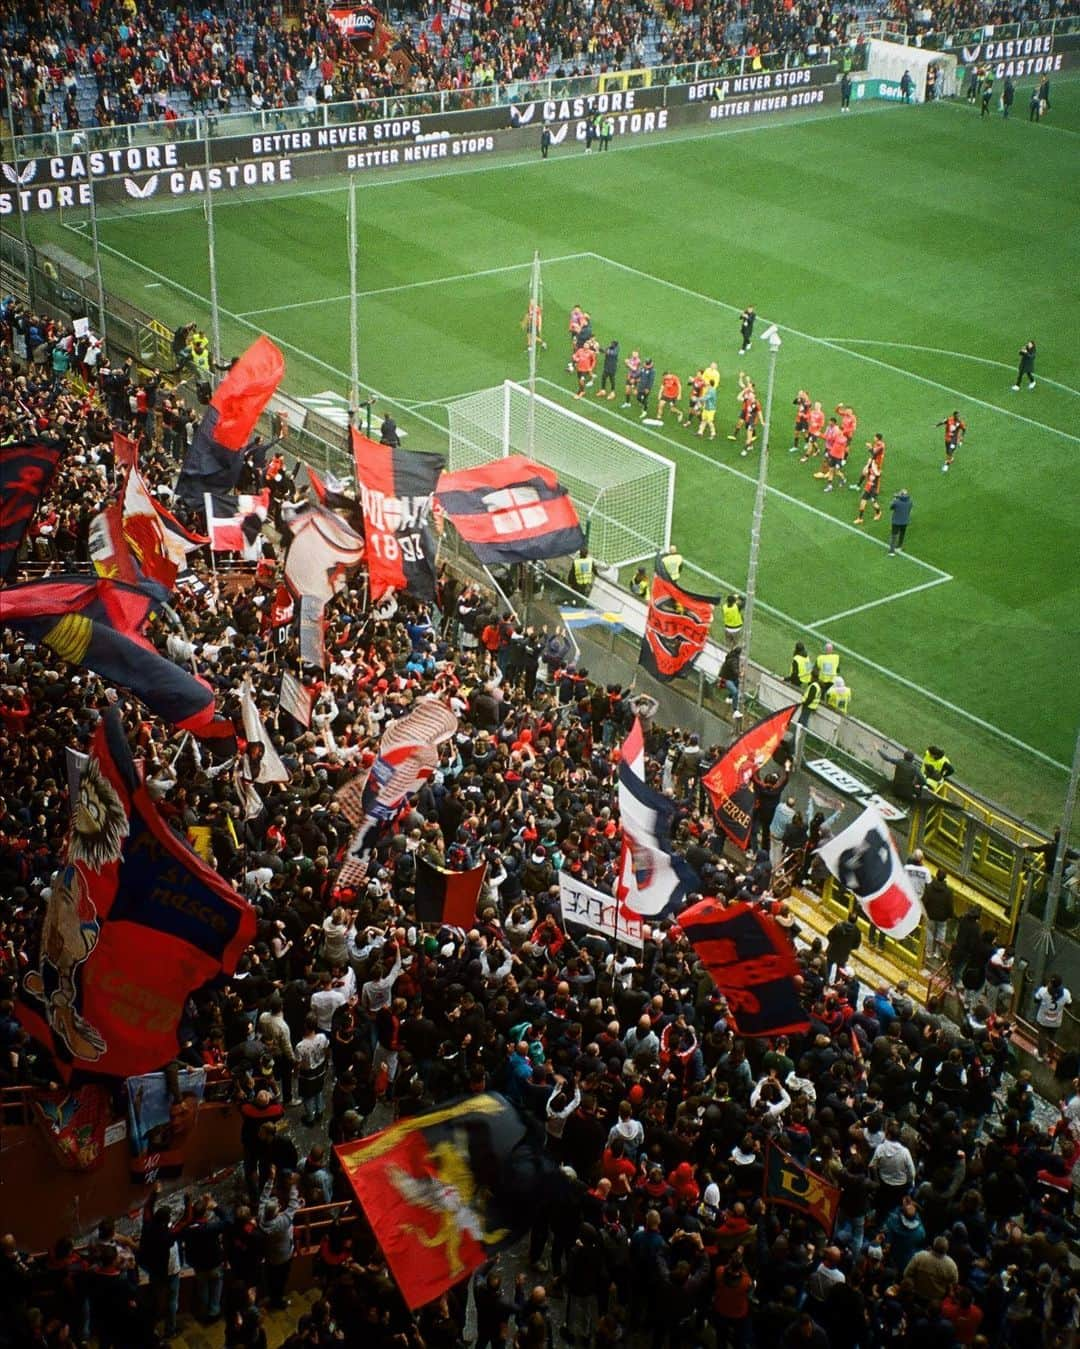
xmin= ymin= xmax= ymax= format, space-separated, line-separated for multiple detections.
xmin=639 ymin=551 xmax=720 ymax=682
xmin=414 ymin=856 xmax=486 ymax=929
xmin=17 ymin=710 xmax=255 ymax=1080
xmin=351 ymin=429 xmax=441 ymax=601
xmin=0 ymin=438 xmax=65 ymax=580
xmin=435 ymin=455 xmax=585 ymax=564
xmin=676 ymin=898 xmax=809 ymax=1036
xmin=335 ymin=1094 xmax=536 ymax=1309
xmin=816 ymin=805 xmax=924 ymax=940
xmin=702 ymin=704 xmax=798 ymax=850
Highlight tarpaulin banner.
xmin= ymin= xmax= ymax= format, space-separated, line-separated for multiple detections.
xmin=558 ymin=871 xmax=643 ymax=949
xmin=639 ymin=552 xmax=720 ymax=682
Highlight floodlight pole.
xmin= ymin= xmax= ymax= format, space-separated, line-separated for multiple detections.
xmin=203 ymin=130 xmax=222 ymax=372
xmin=348 ymin=175 xmax=360 ymax=413
xmin=86 ymin=172 xmax=108 ymax=348
xmin=1035 ymin=726 xmax=1080 ymax=985
xmin=526 ymin=249 xmax=541 ymax=458
xmin=2 ymin=56 xmax=34 ymax=303
xmin=734 ymin=327 xmax=781 ymax=722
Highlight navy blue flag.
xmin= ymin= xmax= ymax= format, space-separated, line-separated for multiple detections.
xmin=676 ymin=898 xmax=809 ymax=1037
xmin=0 ymin=439 xmax=65 ymax=579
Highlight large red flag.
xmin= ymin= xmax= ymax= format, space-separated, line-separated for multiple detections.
xmin=17 ymin=710 xmax=255 ymax=1080
xmin=212 ymin=335 xmax=285 ymax=450
xmin=702 ymin=704 xmax=798 ymax=850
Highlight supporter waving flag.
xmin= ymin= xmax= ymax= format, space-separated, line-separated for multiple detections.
xmin=702 ymin=704 xmax=798 ymax=849
xmin=0 ymin=575 xmax=235 ymax=745
xmin=351 ymin=429 xmax=441 ymax=601
xmin=816 ymin=805 xmax=923 ymax=940
xmin=17 ymin=708 xmax=254 ymax=1081
xmin=283 ymin=500 xmax=366 ymax=605
xmin=617 ymin=717 xmax=698 ymax=918
xmin=675 ymin=898 xmax=809 ymax=1037
xmin=435 ymin=455 xmax=585 ymax=564
xmin=176 ymin=335 xmax=284 ymax=508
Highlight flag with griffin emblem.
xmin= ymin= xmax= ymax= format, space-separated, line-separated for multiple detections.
xmin=702 ymin=704 xmax=798 ymax=850
xmin=335 ymin=1093 xmax=555 ymax=1308
xmin=638 ymin=552 xmax=721 ymax=682
xmin=763 ymin=1141 xmax=840 ymax=1234
xmin=16 ymin=709 xmax=255 ymax=1081
xmin=675 ymin=898 xmax=809 ymax=1037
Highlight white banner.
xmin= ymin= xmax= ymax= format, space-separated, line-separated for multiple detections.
xmin=279 ymin=671 xmax=313 ymax=728
xmin=816 ymin=805 xmax=923 ymax=940
xmin=558 ymin=872 xmax=643 ymax=949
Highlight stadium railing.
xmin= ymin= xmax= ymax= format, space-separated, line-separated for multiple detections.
xmin=872 ymin=13 xmax=1080 ymax=49
xmin=1 ymin=43 xmax=866 ymax=162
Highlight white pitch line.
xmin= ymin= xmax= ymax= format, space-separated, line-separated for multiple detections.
xmin=680 ymin=557 xmax=1070 ymax=774
xmin=808 ymin=575 xmax=953 ymax=627
xmin=936 ymin=97 xmax=1080 ymax=138
xmin=534 ymin=376 xmax=951 ymax=580
xmin=586 ymin=253 xmax=1080 ymax=447
xmin=235 ymin=251 xmax=591 ymax=317
xmin=820 ymin=338 xmax=1080 ymax=399
xmin=82 ymin=231 xmax=1071 ymax=776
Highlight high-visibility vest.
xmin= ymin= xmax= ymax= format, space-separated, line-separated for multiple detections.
xmin=827 ymin=685 xmax=851 ymax=714
xmin=573 ymin=556 xmax=594 ymax=586
xmin=923 ymin=750 xmax=949 ymax=781
xmin=792 ymin=654 xmax=812 ymax=685
xmin=816 ymin=652 xmax=839 ymax=683
xmin=803 ymin=680 xmax=822 ymax=711
xmin=722 ymin=602 xmax=743 ymax=631
xmin=665 ymin=552 xmax=684 ymax=580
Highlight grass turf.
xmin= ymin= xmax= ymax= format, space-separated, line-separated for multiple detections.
xmin=35 ymin=81 xmax=1080 ymax=824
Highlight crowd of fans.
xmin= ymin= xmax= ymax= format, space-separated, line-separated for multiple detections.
xmin=1 ymin=299 xmax=1079 ymax=1348
xmin=4 ymin=0 xmax=1078 ymax=143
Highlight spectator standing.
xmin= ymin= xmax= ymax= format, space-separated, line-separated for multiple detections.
xmin=1034 ymin=974 xmax=1072 ymax=1060
xmin=258 ymin=1168 xmax=301 ymax=1310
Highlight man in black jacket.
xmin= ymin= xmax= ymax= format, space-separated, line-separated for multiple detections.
xmin=826 ymin=914 xmax=862 ymax=982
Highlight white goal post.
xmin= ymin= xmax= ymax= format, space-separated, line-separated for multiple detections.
xmin=445 ymin=380 xmax=675 ymax=568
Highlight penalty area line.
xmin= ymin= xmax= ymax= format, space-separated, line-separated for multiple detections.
xmin=820 ymin=338 xmax=1080 ymax=399
xmin=807 ymin=574 xmax=953 ymax=627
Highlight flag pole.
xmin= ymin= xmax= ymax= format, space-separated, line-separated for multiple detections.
xmin=526 ymin=249 xmax=540 ymax=459
xmin=86 ymin=171 xmax=108 ymax=349
xmin=2 ymin=56 xmax=34 ymax=305
xmin=734 ymin=326 xmax=781 ymax=724
xmin=348 ymin=175 xmax=360 ymax=416
xmin=203 ymin=129 xmax=222 ymax=373
xmin=1034 ymin=725 xmax=1080 ymax=986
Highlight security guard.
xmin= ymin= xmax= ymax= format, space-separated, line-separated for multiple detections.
xmin=826 ymin=676 xmax=851 ymax=714
xmin=798 ymin=673 xmax=822 ymax=727
xmin=190 ymin=332 xmax=211 ymax=379
xmin=922 ymin=745 xmax=955 ymax=795
xmin=789 ymin=641 xmax=813 ymax=689
xmin=722 ymin=594 xmax=745 ymax=648
xmin=815 ymin=641 xmax=840 ymax=696
xmin=630 ymin=566 xmax=649 ymax=600
xmin=663 ymin=544 xmax=684 ymax=581
xmin=569 ymin=545 xmax=595 ymax=598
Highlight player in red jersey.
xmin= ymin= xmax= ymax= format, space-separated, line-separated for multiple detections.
xmin=657 ymin=370 xmax=683 ymax=423
xmin=854 ymin=434 xmax=886 ymax=524
xmin=935 ymin=410 xmax=967 ymax=472
xmin=572 ymin=341 xmax=597 ymax=397
xmin=790 ymin=389 xmax=812 ymax=453
xmin=799 ymin=401 xmax=826 ymax=463
xmin=681 ymin=369 xmax=707 ymax=428
xmin=816 ymin=417 xmax=850 ymax=491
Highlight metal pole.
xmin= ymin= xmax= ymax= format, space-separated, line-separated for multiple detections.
xmin=734 ymin=327 xmax=781 ymax=721
xmin=203 ymin=133 xmax=221 ymax=371
xmin=526 ymin=249 xmax=540 ymax=458
xmin=87 ymin=172 xmax=108 ymax=348
xmin=1037 ymin=727 xmax=1080 ymax=981
xmin=3 ymin=57 xmax=35 ymax=303
xmin=348 ymin=175 xmax=359 ymax=413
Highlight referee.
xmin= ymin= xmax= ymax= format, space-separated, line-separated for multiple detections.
xmin=1012 ymin=340 xmax=1036 ymax=391
xmin=739 ymin=305 xmax=756 ymax=354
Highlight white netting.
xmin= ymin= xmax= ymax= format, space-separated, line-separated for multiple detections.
xmin=445 ymin=381 xmax=674 ymax=567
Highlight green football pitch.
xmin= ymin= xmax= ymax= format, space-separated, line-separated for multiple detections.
xmin=36 ymin=79 xmax=1080 ymax=824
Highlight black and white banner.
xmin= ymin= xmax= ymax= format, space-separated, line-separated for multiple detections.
xmin=558 ymin=872 xmax=644 ymax=949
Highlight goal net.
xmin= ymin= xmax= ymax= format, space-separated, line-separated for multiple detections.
xmin=445 ymin=380 xmax=675 ymax=568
